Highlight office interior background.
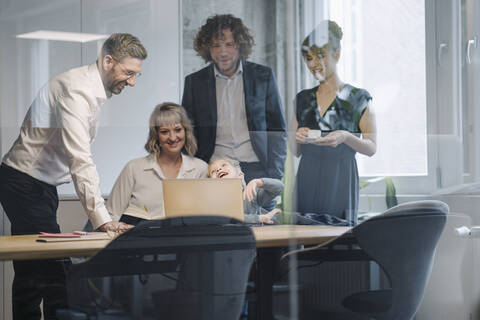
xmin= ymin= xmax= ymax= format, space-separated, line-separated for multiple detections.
xmin=0 ymin=0 xmax=480 ymax=318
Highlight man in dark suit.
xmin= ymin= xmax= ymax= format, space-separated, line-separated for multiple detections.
xmin=182 ymin=14 xmax=286 ymax=186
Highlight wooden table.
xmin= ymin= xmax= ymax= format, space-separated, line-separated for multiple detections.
xmin=0 ymin=225 xmax=351 ymax=261
xmin=0 ymin=225 xmax=351 ymax=320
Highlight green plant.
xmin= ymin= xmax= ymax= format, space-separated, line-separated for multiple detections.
xmin=360 ymin=177 xmax=398 ymax=209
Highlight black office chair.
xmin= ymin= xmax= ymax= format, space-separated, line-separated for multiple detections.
xmin=340 ymin=200 xmax=448 ymax=320
xmin=57 ymin=216 xmax=256 ymax=320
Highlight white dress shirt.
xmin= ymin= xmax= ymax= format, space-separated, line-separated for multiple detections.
xmin=2 ymin=62 xmax=111 ymax=229
xmin=106 ymin=153 xmax=208 ymax=221
xmin=212 ymin=63 xmax=259 ymax=162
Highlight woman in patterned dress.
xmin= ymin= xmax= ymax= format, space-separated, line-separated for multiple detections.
xmin=293 ymin=20 xmax=377 ymax=225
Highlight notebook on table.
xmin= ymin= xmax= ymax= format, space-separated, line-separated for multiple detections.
xmin=36 ymin=232 xmax=110 ymax=242
xmin=162 ymin=178 xmax=244 ymax=222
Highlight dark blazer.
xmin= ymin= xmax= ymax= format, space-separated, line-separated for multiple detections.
xmin=182 ymin=61 xmax=286 ymax=179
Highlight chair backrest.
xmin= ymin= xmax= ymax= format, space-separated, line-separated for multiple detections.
xmin=64 ymin=216 xmax=256 ymax=320
xmin=353 ymin=200 xmax=448 ymax=320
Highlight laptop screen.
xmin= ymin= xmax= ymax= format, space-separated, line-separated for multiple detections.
xmin=162 ymin=178 xmax=244 ymax=222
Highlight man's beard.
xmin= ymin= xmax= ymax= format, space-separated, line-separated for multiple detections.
xmin=108 ymin=79 xmax=125 ymax=95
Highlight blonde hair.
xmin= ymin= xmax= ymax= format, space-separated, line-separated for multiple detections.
xmin=207 ymin=157 xmax=241 ymax=178
xmin=144 ymin=102 xmax=197 ymax=157
xmin=101 ymin=33 xmax=147 ymax=61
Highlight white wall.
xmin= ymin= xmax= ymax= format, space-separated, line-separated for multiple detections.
xmin=0 ymin=0 xmax=181 ymax=197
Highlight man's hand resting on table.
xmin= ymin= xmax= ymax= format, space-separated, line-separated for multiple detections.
xmin=99 ymin=221 xmax=133 ymax=237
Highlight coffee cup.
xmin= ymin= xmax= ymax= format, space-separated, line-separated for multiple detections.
xmin=306 ymin=129 xmax=322 ymax=142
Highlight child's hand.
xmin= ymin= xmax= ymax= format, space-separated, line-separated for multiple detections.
xmin=243 ymin=179 xmax=264 ymax=202
xmin=258 ymin=208 xmax=281 ymax=224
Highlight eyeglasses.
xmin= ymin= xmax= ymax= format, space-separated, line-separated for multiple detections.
xmin=112 ymin=56 xmax=142 ymax=79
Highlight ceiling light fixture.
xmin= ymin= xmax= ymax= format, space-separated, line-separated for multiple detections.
xmin=16 ymin=30 xmax=108 ymax=43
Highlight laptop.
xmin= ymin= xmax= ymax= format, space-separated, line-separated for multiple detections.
xmin=162 ymin=178 xmax=244 ymax=222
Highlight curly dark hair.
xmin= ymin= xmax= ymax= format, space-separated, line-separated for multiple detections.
xmin=194 ymin=14 xmax=255 ymax=63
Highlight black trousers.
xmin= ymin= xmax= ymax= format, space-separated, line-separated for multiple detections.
xmin=0 ymin=164 xmax=70 ymax=320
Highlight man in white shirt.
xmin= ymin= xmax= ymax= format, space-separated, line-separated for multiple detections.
xmin=0 ymin=33 xmax=147 ymax=319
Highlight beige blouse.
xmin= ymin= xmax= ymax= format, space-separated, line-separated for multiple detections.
xmin=106 ymin=153 xmax=207 ymax=221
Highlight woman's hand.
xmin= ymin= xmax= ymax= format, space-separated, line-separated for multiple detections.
xmin=259 ymin=208 xmax=281 ymax=224
xmin=296 ymin=127 xmax=309 ymax=144
xmin=243 ymin=178 xmax=264 ymax=202
xmin=312 ymin=130 xmax=347 ymax=147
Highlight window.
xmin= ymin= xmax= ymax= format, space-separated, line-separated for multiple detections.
xmin=304 ymin=0 xmax=428 ymax=177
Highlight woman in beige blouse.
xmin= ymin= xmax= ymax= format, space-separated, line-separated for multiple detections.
xmin=107 ymin=102 xmax=207 ymax=224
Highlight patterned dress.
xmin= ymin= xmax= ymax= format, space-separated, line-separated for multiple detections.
xmin=295 ymin=84 xmax=371 ymax=225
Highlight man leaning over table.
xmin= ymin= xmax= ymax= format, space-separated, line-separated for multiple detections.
xmin=0 ymin=33 xmax=147 ymax=320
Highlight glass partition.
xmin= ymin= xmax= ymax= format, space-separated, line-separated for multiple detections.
xmin=0 ymin=0 xmax=479 ymax=319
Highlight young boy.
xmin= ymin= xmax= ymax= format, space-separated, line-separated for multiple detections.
xmin=208 ymin=158 xmax=284 ymax=224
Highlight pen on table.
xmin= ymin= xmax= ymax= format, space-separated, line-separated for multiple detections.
xmin=73 ymin=231 xmax=88 ymax=236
